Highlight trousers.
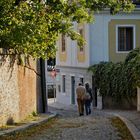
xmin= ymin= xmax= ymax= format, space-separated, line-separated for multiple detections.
xmin=77 ymin=98 xmax=85 ymax=115
xmin=85 ymin=99 xmax=91 ymax=115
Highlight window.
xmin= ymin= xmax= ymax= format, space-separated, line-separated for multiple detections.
xmin=47 ymin=85 xmax=56 ymax=98
xmin=133 ymin=0 xmax=140 ymax=5
xmin=79 ymin=28 xmax=84 ymax=52
xmin=47 ymin=58 xmax=55 ymax=71
xmin=62 ymin=34 xmax=66 ymax=52
xmin=80 ymin=77 xmax=84 ymax=85
xmin=117 ymin=26 xmax=135 ymax=52
xmin=62 ymin=75 xmax=66 ymax=93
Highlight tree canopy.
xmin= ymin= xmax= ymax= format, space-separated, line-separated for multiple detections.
xmin=0 ymin=0 xmax=134 ymax=59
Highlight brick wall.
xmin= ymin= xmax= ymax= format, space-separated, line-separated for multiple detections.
xmin=0 ymin=56 xmax=39 ymax=126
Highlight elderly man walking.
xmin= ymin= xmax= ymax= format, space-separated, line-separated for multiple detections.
xmin=76 ymin=83 xmax=86 ymax=116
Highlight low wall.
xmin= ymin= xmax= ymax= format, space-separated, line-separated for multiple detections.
xmin=137 ymin=87 xmax=140 ymax=111
xmin=103 ymin=96 xmax=137 ymax=110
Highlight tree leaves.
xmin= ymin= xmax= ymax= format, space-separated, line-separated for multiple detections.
xmin=0 ymin=0 xmax=134 ymax=59
xmin=88 ymin=49 xmax=140 ymax=101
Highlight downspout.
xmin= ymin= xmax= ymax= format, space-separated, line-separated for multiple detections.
xmin=40 ymin=58 xmax=48 ymax=113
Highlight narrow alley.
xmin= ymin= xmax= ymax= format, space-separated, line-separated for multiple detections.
xmin=1 ymin=101 xmax=134 ymax=140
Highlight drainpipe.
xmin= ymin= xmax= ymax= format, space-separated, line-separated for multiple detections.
xmin=40 ymin=58 xmax=48 ymax=113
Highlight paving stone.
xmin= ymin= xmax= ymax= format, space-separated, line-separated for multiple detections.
xmin=19 ymin=105 xmax=123 ymax=140
xmin=1 ymin=101 xmax=139 ymax=140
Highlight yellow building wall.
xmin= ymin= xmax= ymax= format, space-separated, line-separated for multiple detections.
xmin=60 ymin=52 xmax=67 ymax=62
xmin=77 ymin=24 xmax=86 ymax=63
xmin=109 ymin=19 xmax=140 ymax=63
xmin=77 ymin=48 xmax=86 ymax=62
xmin=59 ymin=35 xmax=67 ymax=62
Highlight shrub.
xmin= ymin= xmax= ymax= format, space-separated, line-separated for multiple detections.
xmin=88 ymin=48 xmax=140 ymax=101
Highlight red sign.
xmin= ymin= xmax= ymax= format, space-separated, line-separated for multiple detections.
xmin=50 ymin=70 xmax=56 ymax=78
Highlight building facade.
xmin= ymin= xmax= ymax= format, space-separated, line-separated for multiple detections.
xmin=56 ymin=7 xmax=140 ymax=106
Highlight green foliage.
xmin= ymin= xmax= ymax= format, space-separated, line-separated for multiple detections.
xmin=0 ymin=0 xmax=134 ymax=59
xmin=111 ymin=117 xmax=135 ymax=140
xmin=88 ymin=48 xmax=140 ymax=101
xmin=125 ymin=48 xmax=140 ymax=63
xmin=32 ymin=111 xmax=38 ymax=117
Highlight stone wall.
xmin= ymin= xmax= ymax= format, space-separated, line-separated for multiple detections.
xmin=0 ymin=56 xmax=39 ymax=126
xmin=103 ymin=96 xmax=137 ymax=110
xmin=137 ymin=87 xmax=140 ymax=111
xmin=18 ymin=60 xmax=37 ymax=120
xmin=0 ymin=56 xmax=19 ymax=125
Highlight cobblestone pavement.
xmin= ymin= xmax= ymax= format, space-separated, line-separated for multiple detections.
xmin=21 ymin=105 xmax=122 ymax=140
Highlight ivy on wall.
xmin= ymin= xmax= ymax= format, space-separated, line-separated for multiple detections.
xmin=88 ymin=48 xmax=140 ymax=101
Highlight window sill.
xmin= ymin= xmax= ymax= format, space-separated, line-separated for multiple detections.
xmin=116 ymin=50 xmax=133 ymax=54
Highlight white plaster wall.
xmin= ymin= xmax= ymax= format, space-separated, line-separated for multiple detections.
xmin=89 ymin=12 xmax=140 ymax=65
xmin=66 ymin=37 xmax=72 ymax=66
xmin=75 ymin=24 xmax=90 ymax=68
xmin=56 ymin=93 xmax=71 ymax=105
xmin=56 ymin=26 xmax=76 ymax=67
xmin=56 ymin=40 xmax=60 ymax=66
xmin=56 ymin=11 xmax=140 ymax=68
xmin=89 ymin=15 xmax=108 ymax=65
xmin=71 ymin=22 xmax=77 ymax=67
xmin=56 ymin=66 xmax=92 ymax=105
xmin=56 ymin=23 xmax=90 ymax=68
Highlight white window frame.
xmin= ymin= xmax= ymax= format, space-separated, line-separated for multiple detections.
xmin=116 ymin=25 xmax=136 ymax=53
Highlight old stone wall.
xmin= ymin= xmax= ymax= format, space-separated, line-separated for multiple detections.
xmin=0 ymin=56 xmax=39 ymax=126
xmin=103 ymin=96 xmax=137 ymax=110
xmin=0 ymin=56 xmax=19 ymax=125
xmin=18 ymin=59 xmax=37 ymax=120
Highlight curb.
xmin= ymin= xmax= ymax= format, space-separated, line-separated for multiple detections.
xmin=0 ymin=113 xmax=57 ymax=137
xmin=114 ymin=114 xmax=140 ymax=140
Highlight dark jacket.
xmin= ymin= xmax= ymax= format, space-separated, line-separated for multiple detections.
xmin=87 ymin=88 xmax=93 ymax=102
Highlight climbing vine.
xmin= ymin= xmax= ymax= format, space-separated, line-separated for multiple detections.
xmin=88 ymin=48 xmax=140 ymax=101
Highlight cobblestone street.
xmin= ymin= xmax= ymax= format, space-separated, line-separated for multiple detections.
xmin=20 ymin=106 xmax=124 ymax=140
